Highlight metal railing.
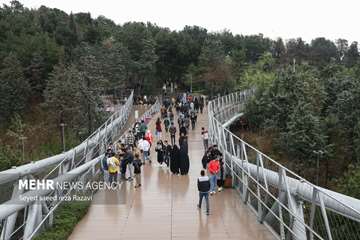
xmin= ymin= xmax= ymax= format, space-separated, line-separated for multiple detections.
xmin=24 ymin=98 xmax=161 ymax=240
xmin=0 ymin=91 xmax=136 ymax=240
xmin=208 ymin=91 xmax=360 ymax=240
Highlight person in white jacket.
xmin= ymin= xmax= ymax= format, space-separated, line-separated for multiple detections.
xmin=138 ymin=137 xmax=151 ymax=164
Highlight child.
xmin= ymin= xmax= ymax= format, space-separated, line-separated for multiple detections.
xmin=201 ymin=127 xmax=209 ymax=152
xmin=133 ymin=153 xmax=143 ymax=188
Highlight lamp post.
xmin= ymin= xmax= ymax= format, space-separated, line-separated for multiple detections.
xmin=190 ymin=74 xmax=193 ymax=93
xmin=60 ymin=123 xmax=66 ymax=152
xmin=19 ymin=136 xmax=27 ymax=162
xmin=313 ymin=150 xmax=324 ymax=185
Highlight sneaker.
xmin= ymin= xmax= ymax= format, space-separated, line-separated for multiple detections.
xmin=218 ymin=187 xmax=223 ymax=192
xmin=127 ymin=178 xmax=133 ymax=181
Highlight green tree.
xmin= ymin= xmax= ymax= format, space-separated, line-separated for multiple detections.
xmin=336 ymin=38 xmax=348 ymax=62
xmin=194 ymin=37 xmax=234 ymax=95
xmin=0 ymin=53 xmax=30 ymax=125
xmin=273 ymin=37 xmax=285 ymax=60
xmin=344 ymin=41 xmax=359 ymax=67
xmin=310 ymin=37 xmax=338 ymax=66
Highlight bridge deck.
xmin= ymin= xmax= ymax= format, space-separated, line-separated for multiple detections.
xmin=69 ymin=110 xmax=275 ymax=240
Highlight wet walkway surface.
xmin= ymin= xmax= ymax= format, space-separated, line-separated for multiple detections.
xmin=69 ymin=109 xmax=275 ymax=240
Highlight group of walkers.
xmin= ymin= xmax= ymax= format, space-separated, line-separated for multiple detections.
xmin=101 ymin=91 xmax=227 ymax=217
xmin=101 ymin=118 xmax=154 ymax=188
xmin=155 ymin=93 xmax=206 ymax=175
xmin=101 ymin=92 xmax=206 ymax=189
xmin=197 ymin=131 xmax=224 ymax=215
xmin=102 ymin=142 xmax=143 ymax=188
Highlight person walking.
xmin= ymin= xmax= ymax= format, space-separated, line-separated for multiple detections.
xmin=139 ymin=120 xmax=147 ymax=139
xmin=133 ymin=153 xmax=143 ymax=188
xmin=207 ymin=158 xmax=220 ymax=195
xmin=164 ymin=116 xmax=171 ymax=133
xmin=194 ymin=98 xmax=200 ymax=113
xmin=125 ymin=130 xmax=135 ymax=149
xmin=169 ymin=122 xmax=177 ymax=146
xmin=107 ymin=152 xmax=120 ymax=184
xmin=155 ymin=140 xmax=165 ymax=165
xmin=163 ymin=140 xmax=172 ymax=167
xmin=190 ymin=110 xmax=197 ymax=130
xmin=170 ymin=144 xmax=180 ymax=174
xmin=145 ymin=129 xmax=154 ymax=147
xmin=179 ymin=143 xmax=190 ymax=175
xmin=179 ymin=124 xmax=187 ymax=137
xmin=197 ymin=170 xmax=210 ymax=215
xmin=155 ymin=118 xmax=162 ymax=140
xmin=201 ymin=148 xmax=211 ymax=170
xmin=101 ymin=148 xmax=113 ymax=182
xmin=124 ymin=147 xmax=134 ymax=181
xmin=199 ymin=97 xmax=205 ymax=114
xmin=201 ymin=127 xmax=209 ymax=152
xmin=138 ymin=137 xmax=151 ymax=164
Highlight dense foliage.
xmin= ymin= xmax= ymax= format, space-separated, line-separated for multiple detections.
xmin=243 ymin=52 xmax=360 ymax=192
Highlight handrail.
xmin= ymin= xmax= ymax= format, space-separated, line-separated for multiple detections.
xmin=0 ymin=90 xmax=135 ymax=240
xmin=0 ymin=91 xmax=134 ymax=185
xmin=208 ymin=90 xmax=360 ymax=240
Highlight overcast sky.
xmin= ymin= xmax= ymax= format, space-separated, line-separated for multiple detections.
xmin=1 ymin=0 xmax=359 ymax=43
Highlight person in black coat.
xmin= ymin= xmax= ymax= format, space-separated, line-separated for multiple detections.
xmin=163 ymin=140 xmax=172 ymax=167
xmin=179 ymin=124 xmax=187 ymax=137
xmin=170 ymin=144 xmax=180 ymax=174
xmin=178 ymin=133 xmax=188 ymax=151
xmin=201 ymin=149 xmax=211 ymax=169
xmin=155 ymin=140 xmax=165 ymax=165
xmin=179 ymin=143 xmax=190 ymax=175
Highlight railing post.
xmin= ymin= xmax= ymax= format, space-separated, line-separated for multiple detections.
xmin=23 ymin=200 xmax=42 ymax=239
xmin=256 ymin=152 xmax=263 ymax=222
xmin=0 ymin=181 xmax=24 ymax=240
xmin=241 ymin=142 xmax=249 ymax=204
xmin=319 ymin=192 xmax=333 ymax=240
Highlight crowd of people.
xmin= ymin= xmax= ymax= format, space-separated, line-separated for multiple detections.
xmin=101 ymin=93 xmax=206 ymax=188
xmin=101 ymin=92 xmax=226 ymax=216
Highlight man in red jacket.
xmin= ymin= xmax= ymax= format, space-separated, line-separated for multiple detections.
xmin=207 ymin=158 xmax=220 ymax=195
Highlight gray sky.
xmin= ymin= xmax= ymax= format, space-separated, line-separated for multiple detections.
xmin=1 ymin=0 xmax=359 ymax=43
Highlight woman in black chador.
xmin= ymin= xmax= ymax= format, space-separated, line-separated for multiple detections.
xmin=179 ymin=143 xmax=190 ymax=175
xmin=170 ymin=144 xmax=180 ymax=174
xmin=155 ymin=140 xmax=165 ymax=165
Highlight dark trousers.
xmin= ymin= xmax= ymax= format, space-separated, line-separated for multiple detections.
xmin=170 ymin=135 xmax=176 ymax=146
xmin=198 ymin=192 xmax=209 ymax=212
xmin=108 ymin=172 xmax=118 ymax=184
xmin=203 ymin=139 xmax=208 ymax=151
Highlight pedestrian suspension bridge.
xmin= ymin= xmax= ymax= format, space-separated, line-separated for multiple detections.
xmin=0 ymin=90 xmax=359 ymax=240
